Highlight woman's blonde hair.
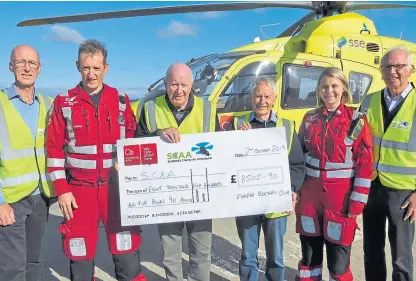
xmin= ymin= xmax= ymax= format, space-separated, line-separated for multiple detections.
xmin=316 ymin=67 xmax=353 ymax=107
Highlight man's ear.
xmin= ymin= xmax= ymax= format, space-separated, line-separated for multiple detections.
xmin=8 ymin=62 xmax=13 ymax=73
xmin=76 ymin=61 xmax=80 ymax=72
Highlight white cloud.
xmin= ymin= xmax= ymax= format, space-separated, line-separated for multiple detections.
xmin=47 ymin=25 xmax=86 ymax=44
xmin=157 ymin=20 xmax=198 ymax=38
xmin=187 ymin=11 xmax=227 ymax=19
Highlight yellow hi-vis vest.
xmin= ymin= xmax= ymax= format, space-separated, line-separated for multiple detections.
xmin=144 ymin=95 xmax=217 ymax=134
xmin=360 ymin=88 xmax=416 ymax=190
xmin=0 ymin=91 xmax=54 ymax=203
xmin=233 ymin=112 xmax=294 ymax=219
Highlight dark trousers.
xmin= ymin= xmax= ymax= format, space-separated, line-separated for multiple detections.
xmin=299 ymin=235 xmax=351 ymax=276
xmin=363 ymin=178 xmax=415 ymax=281
xmin=70 ymin=250 xmax=143 ymax=281
xmin=0 ymin=194 xmax=49 ymax=281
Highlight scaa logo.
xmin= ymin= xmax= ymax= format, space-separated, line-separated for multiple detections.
xmin=191 ymin=142 xmax=214 ymax=156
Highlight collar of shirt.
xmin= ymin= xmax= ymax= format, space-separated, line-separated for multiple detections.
xmin=384 ymin=82 xmax=414 ymax=101
xmin=164 ymin=93 xmax=195 ymax=112
xmin=249 ymin=111 xmax=277 ymax=123
xmin=4 ymin=83 xmax=38 ymax=104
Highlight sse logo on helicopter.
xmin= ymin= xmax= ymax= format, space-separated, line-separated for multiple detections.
xmin=349 ymin=39 xmax=366 ymax=48
xmin=338 ymin=37 xmax=367 ymax=49
xmin=17 ymin=1 xmax=416 ymax=131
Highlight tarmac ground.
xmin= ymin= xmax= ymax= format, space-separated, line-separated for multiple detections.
xmin=40 ymin=203 xmax=416 ymax=281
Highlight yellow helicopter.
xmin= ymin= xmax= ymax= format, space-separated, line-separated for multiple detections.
xmin=17 ymin=1 xmax=416 ymax=130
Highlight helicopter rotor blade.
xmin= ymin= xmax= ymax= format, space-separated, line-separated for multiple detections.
xmin=344 ymin=2 xmax=416 ymax=11
xmin=277 ymin=11 xmax=316 ymax=38
xmin=17 ymin=1 xmax=315 ymax=27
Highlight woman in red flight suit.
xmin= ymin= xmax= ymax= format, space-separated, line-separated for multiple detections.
xmin=295 ymin=67 xmax=373 ymax=281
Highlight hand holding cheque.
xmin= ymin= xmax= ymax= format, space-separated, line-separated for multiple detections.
xmin=116 ymin=127 xmax=293 ymax=226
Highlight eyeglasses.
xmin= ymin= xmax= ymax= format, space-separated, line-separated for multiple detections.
xmin=380 ymin=64 xmax=409 ymax=72
xmin=10 ymin=60 xmax=40 ymax=69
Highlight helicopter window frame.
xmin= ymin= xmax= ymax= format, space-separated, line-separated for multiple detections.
xmin=348 ymin=71 xmax=373 ymax=104
xmin=217 ymin=60 xmax=278 ymax=114
xmin=281 ymin=63 xmax=325 ymax=110
xmin=141 ymin=51 xmax=261 ymax=105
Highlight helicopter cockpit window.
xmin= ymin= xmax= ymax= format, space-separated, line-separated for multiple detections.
xmin=282 ymin=64 xmax=324 ymax=109
xmin=218 ymin=61 xmax=277 ymax=113
xmin=349 ymin=72 xmax=372 ymax=103
xmin=191 ymin=57 xmax=240 ymax=99
xmin=141 ymin=53 xmax=249 ymax=105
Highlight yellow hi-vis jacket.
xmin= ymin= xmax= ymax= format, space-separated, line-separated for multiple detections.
xmin=0 ymin=91 xmax=54 ymax=203
xmin=233 ymin=112 xmax=294 ymax=219
xmin=360 ymin=87 xmax=416 ymax=190
xmin=144 ymin=95 xmax=217 ymax=134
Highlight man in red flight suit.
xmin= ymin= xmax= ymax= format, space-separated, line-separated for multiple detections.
xmin=295 ymin=68 xmax=373 ymax=281
xmin=46 ymin=39 xmax=146 ymax=281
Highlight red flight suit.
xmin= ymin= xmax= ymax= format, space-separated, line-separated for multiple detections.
xmin=46 ymin=84 xmax=145 ymax=281
xmin=295 ymin=104 xmax=373 ymax=281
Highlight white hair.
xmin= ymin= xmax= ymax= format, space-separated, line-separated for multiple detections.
xmin=250 ymin=76 xmax=276 ymax=95
xmin=381 ymin=45 xmax=414 ymax=71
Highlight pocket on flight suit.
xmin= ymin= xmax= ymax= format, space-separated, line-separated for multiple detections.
xmin=323 ymin=210 xmax=358 ymax=246
xmin=296 ymin=206 xmax=322 ymax=236
xmin=106 ymin=222 xmax=143 ymax=255
xmin=71 ymin=105 xmax=89 ymax=140
xmin=59 ymin=223 xmax=98 ymax=260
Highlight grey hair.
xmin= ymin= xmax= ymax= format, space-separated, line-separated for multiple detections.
xmin=78 ymin=39 xmax=108 ymax=64
xmin=250 ymin=76 xmax=276 ymax=95
xmin=381 ymin=45 xmax=414 ymax=71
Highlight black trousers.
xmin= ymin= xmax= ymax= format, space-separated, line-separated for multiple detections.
xmin=0 ymin=194 xmax=49 ymax=281
xmin=70 ymin=249 xmax=143 ymax=281
xmin=299 ymin=235 xmax=351 ymax=276
xmin=363 ymin=178 xmax=415 ymax=281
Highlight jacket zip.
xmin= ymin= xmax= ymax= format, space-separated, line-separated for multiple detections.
xmin=83 ymin=109 xmax=89 ymax=133
xmin=107 ymin=110 xmax=111 ymax=133
xmin=322 ymin=122 xmax=328 ymax=169
xmin=95 ymin=104 xmax=103 ymax=184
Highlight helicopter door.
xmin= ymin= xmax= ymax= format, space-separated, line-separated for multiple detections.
xmin=277 ymin=58 xmax=341 ymax=128
xmin=213 ymin=58 xmax=278 ymax=131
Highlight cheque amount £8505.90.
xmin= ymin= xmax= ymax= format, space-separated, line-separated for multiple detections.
xmin=236 ymin=167 xmax=284 ymax=187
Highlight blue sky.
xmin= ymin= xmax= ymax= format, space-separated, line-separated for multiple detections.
xmin=1 ymin=1 xmax=416 ymax=100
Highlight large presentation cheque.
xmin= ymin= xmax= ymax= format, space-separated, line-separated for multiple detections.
xmin=116 ymin=127 xmax=293 ymax=226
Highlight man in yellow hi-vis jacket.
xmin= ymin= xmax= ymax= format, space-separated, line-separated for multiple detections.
xmin=360 ymin=46 xmax=416 ymax=281
xmin=135 ymin=63 xmax=220 ymax=281
xmin=0 ymin=45 xmax=54 ymax=281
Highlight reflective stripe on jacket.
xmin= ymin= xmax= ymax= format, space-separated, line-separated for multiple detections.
xmin=360 ymin=88 xmax=416 ymax=190
xmin=0 ymin=91 xmax=54 ymax=203
xmin=46 ymin=84 xmax=137 ymax=196
xmin=299 ymin=104 xmax=373 ymax=206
